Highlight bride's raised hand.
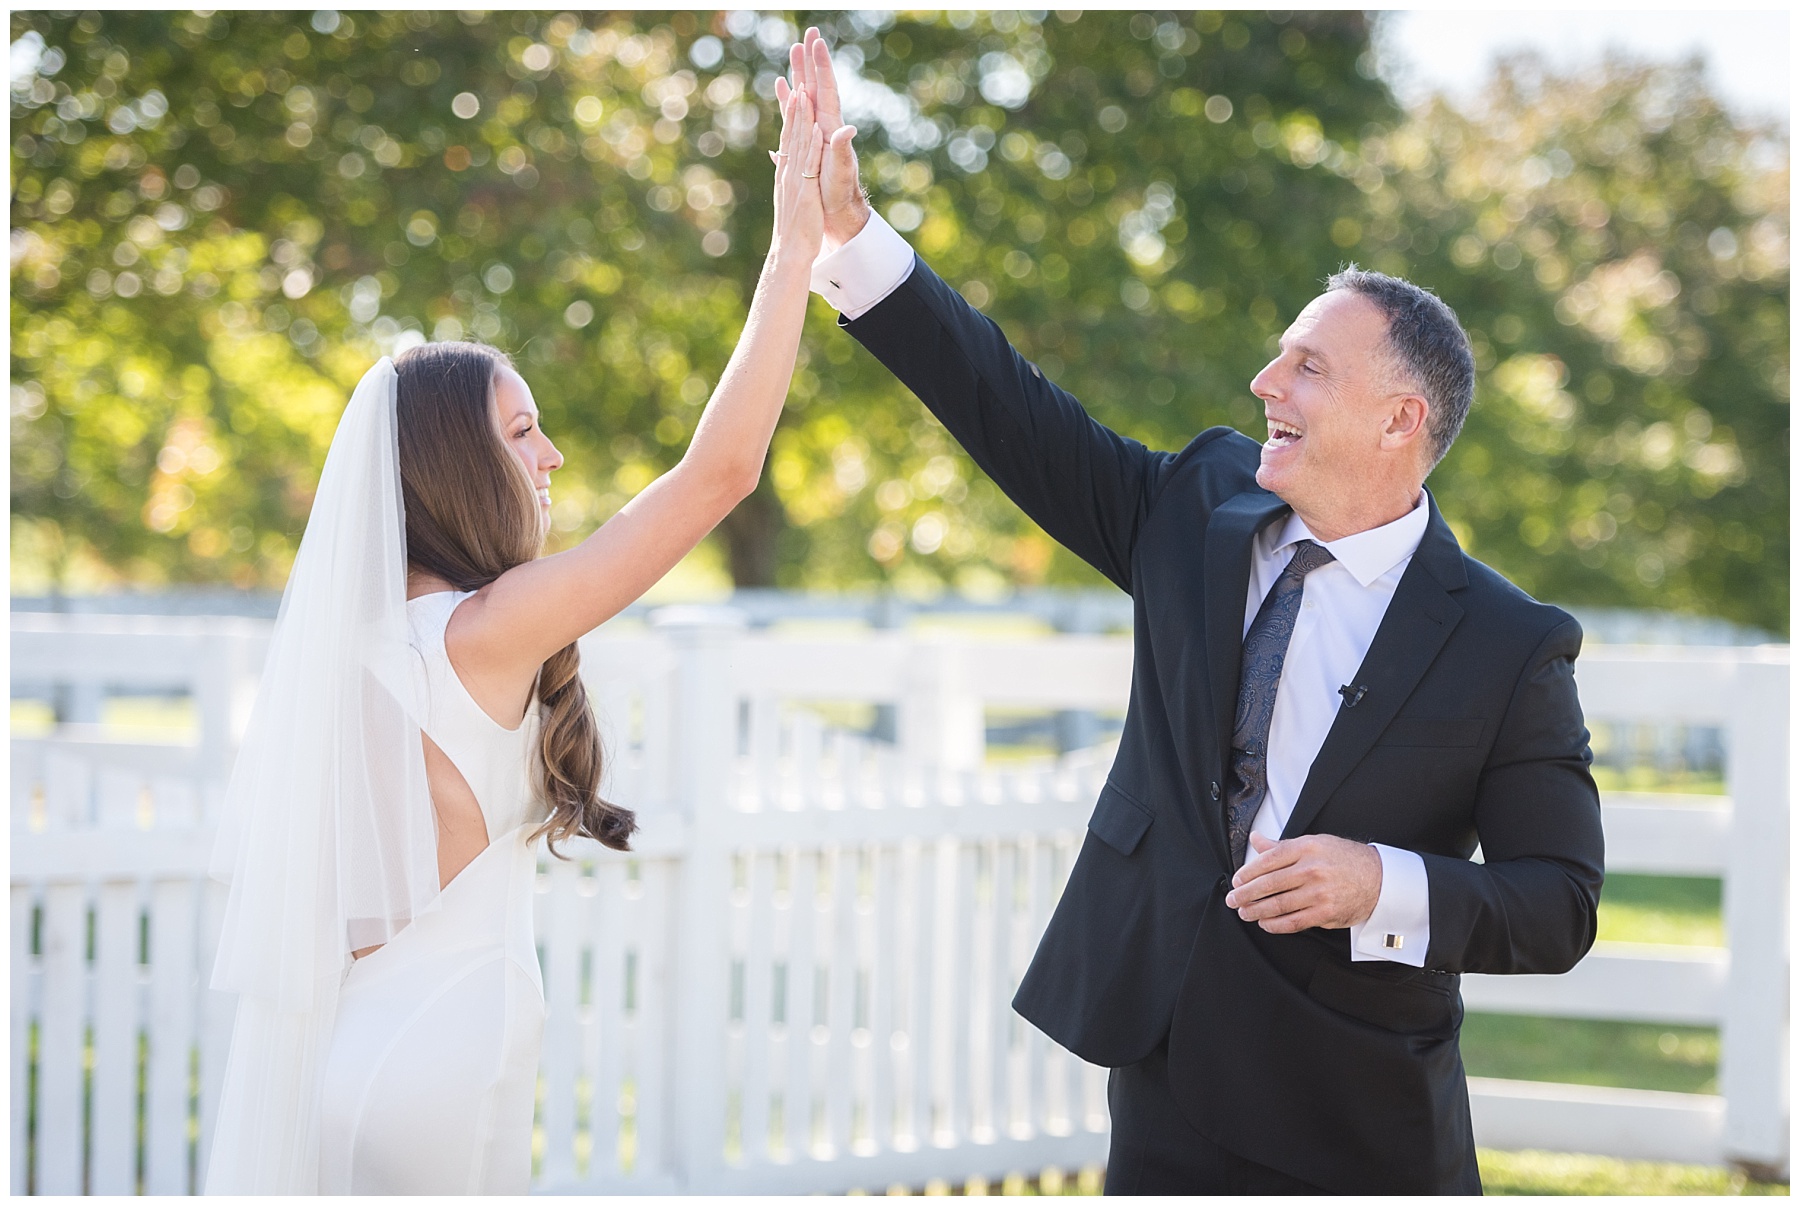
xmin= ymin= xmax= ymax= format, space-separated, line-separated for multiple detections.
xmin=768 ymin=74 xmax=824 ymax=261
xmin=800 ymin=27 xmax=866 ymax=250
xmin=439 ymin=14 xmax=831 ymax=689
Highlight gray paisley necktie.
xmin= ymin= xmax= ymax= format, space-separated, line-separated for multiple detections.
xmin=1225 ymin=538 xmax=1336 ymax=869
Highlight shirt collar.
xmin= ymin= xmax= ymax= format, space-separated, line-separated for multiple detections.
xmin=1267 ymin=492 xmax=1430 ymax=587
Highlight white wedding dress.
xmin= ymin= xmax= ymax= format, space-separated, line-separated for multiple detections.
xmin=317 ymin=590 xmax=548 ymax=1194
xmin=206 ymin=361 xmax=553 ymax=1194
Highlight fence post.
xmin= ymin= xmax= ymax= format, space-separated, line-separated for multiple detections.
xmin=1721 ymin=652 xmax=1790 ymax=1179
xmin=194 ymin=620 xmax=268 ymax=793
xmin=900 ymin=634 xmax=985 ymax=772
xmin=1052 ymin=593 xmax=1106 ymax=753
xmin=867 ymin=594 xmax=910 ymax=744
xmin=35 ymin=880 xmax=85 ymax=1194
xmin=42 ymin=596 xmax=103 ymax=731
xmin=650 ymin=606 xmax=746 ymax=1192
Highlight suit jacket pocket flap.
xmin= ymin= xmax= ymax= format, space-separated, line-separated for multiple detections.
xmin=1379 ymin=717 xmax=1484 ymax=747
xmin=1306 ymin=958 xmax=1457 ymax=1037
xmin=1088 ymin=782 xmax=1153 ymax=856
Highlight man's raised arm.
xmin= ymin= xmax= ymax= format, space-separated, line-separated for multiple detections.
xmin=791 ymin=30 xmax=1178 ymax=593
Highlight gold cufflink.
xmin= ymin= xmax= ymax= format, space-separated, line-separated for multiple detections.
xmin=1383 ymin=933 xmax=1404 ymax=950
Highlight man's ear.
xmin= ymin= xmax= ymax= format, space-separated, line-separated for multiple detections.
xmin=1382 ymin=393 xmax=1431 ymax=453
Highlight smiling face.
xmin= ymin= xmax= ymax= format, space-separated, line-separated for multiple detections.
xmin=491 ymin=366 xmax=563 ymax=531
xmin=1248 ymin=290 xmax=1432 ymax=540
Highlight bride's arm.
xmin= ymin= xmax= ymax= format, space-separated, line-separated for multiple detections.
xmin=458 ymin=88 xmax=825 ymax=679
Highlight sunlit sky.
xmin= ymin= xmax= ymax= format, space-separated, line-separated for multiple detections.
xmin=1374 ymin=9 xmax=1791 ymax=125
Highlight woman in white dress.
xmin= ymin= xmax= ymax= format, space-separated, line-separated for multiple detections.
xmin=204 ymin=80 xmax=841 ymax=1193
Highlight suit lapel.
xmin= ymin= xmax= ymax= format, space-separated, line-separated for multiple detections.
xmin=1281 ymin=495 xmax=1469 ymax=840
xmin=1202 ymin=490 xmax=1291 ymax=766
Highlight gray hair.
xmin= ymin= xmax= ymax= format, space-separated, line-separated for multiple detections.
xmin=1325 ymin=264 xmax=1475 ymax=467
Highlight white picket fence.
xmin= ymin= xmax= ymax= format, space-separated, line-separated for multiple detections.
xmin=9 ymin=608 xmax=1789 ymax=1193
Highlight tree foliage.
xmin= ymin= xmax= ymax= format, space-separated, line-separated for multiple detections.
xmin=12 ymin=9 xmax=778 ymax=590
xmin=9 ymin=11 xmax=1788 ymax=632
xmin=1366 ymin=60 xmax=1788 ymax=629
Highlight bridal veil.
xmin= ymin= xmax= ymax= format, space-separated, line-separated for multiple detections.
xmin=204 ymin=357 xmax=441 ymax=1193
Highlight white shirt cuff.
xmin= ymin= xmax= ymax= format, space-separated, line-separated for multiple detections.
xmin=1349 ymin=844 xmax=1430 ymax=967
xmin=810 ymin=209 xmax=917 ymax=321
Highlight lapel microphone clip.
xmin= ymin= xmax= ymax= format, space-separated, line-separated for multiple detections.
xmin=1338 ymin=683 xmax=1369 ymax=708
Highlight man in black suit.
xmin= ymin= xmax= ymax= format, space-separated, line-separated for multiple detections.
xmin=784 ymin=32 xmax=1604 ymax=1194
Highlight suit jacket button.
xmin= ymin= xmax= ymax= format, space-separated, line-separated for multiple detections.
xmin=1209 ymin=780 xmax=1221 ymax=801
xmin=1216 ymin=875 xmax=1231 ymax=895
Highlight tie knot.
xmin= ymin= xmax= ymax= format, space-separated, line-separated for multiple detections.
xmin=1284 ymin=539 xmax=1334 ymax=578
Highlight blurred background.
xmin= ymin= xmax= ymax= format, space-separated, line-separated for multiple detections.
xmin=7 ymin=8 xmax=1789 ymax=633
xmin=8 ymin=9 xmax=1791 ymax=1199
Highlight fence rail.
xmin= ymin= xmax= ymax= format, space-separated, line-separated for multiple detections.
xmin=10 ymin=611 xmax=1789 ymax=1192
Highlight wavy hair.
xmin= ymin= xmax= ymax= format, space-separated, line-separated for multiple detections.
xmin=393 ymin=341 xmax=635 ymax=855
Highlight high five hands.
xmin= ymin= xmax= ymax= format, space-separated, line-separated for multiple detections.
xmin=778 ymin=27 xmax=870 ymax=252
xmin=767 ymin=61 xmax=828 ymax=258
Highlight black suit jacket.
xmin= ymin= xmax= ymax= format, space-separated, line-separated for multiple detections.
xmin=843 ymin=256 xmax=1605 ymax=1194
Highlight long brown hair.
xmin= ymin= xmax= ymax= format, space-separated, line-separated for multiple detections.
xmin=393 ymin=341 xmax=635 ymax=854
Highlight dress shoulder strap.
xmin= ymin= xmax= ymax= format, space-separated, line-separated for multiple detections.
xmin=408 ymin=590 xmax=472 ymax=661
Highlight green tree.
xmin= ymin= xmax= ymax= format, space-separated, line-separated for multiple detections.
xmin=9 ymin=9 xmax=1395 ymax=595
xmin=12 ymin=9 xmax=792 ymax=590
xmin=10 ymin=13 xmax=1787 ymax=633
xmin=1359 ymin=58 xmax=1788 ymax=634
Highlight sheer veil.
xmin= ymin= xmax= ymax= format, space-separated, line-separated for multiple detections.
xmin=204 ymin=356 xmax=441 ymax=1193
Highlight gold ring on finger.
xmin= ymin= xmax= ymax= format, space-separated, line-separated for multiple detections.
xmin=801 ymin=171 xmax=819 ymax=178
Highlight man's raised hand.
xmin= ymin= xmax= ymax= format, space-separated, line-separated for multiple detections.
xmin=793 ymin=26 xmax=867 ymax=252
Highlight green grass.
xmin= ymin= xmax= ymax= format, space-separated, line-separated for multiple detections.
xmin=1462 ymin=872 xmax=1726 ymax=1097
xmin=10 ymin=694 xmax=197 ymax=741
xmin=865 ymin=1156 xmax=1787 ymax=1195
xmin=1598 ymin=873 xmax=1724 ymax=946
xmin=1590 ymin=764 xmax=1726 ymax=795
xmin=1479 ymin=1149 xmax=1788 ymax=1195
xmin=1461 ymin=1013 xmax=1719 ymax=1094
xmin=105 ymin=695 xmax=198 ymax=741
xmin=11 ymin=698 xmax=56 ymax=736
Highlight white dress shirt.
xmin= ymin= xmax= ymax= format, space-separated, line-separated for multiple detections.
xmin=1244 ymin=504 xmax=1432 ymax=965
xmin=810 ymin=210 xmax=920 ymax=319
xmin=812 ymin=212 xmax=1431 ymax=966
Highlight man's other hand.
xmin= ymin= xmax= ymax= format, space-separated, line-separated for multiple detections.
xmin=796 ymin=26 xmax=868 ymax=251
xmin=1225 ymin=832 xmax=1382 ymax=933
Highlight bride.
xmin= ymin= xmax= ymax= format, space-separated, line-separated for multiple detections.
xmin=204 ymin=82 xmax=838 ymax=1193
